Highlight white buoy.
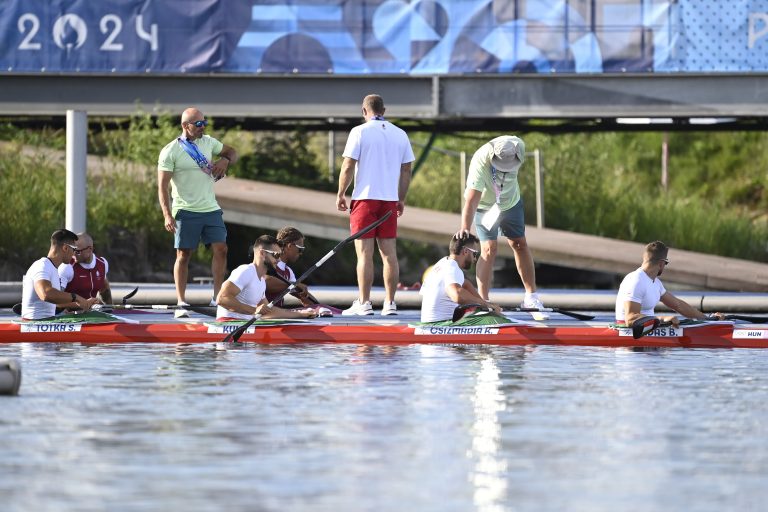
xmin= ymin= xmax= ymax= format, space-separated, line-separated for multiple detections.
xmin=0 ymin=358 xmax=21 ymax=396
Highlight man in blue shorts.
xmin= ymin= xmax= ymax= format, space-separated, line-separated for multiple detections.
xmin=455 ymin=135 xmax=544 ymax=310
xmin=158 ymin=107 xmax=238 ymax=309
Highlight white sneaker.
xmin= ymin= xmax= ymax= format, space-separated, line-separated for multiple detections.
xmin=521 ymin=294 xmax=548 ymax=320
xmin=175 ymin=301 xmax=190 ymax=318
xmin=341 ymin=299 xmax=374 ymax=316
xmin=381 ymin=301 xmax=398 ymax=316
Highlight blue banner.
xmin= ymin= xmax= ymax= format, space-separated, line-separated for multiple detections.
xmin=1 ymin=0 xmax=768 ymax=74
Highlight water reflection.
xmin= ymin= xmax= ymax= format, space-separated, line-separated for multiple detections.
xmin=470 ymin=355 xmax=508 ymax=512
xmin=1 ymin=343 xmax=767 ymax=512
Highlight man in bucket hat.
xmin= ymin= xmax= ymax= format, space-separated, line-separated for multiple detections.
xmin=455 ymin=135 xmax=544 ymax=312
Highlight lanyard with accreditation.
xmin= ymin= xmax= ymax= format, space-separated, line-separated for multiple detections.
xmin=177 ymin=137 xmax=222 ymax=182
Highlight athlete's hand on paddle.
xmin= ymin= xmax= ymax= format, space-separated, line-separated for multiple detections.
xmin=485 ymin=302 xmax=503 ymax=316
xmin=73 ymin=295 xmax=99 ymax=313
xmin=292 ymin=284 xmax=314 ymax=306
xmin=163 ymin=212 xmax=177 ymax=234
xmin=297 ymin=307 xmax=318 ymax=319
xmin=659 ymin=314 xmax=680 ymax=328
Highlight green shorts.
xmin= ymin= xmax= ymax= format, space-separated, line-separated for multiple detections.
xmin=474 ymin=199 xmax=526 ymax=241
xmin=174 ymin=209 xmax=227 ymax=249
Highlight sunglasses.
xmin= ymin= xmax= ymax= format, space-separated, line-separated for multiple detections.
xmin=662 ymin=258 xmax=670 ymax=265
xmin=187 ymin=120 xmax=208 ymax=128
xmin=65 ymin=243 xmax=78 ymax=251
xmin=465 ymin=247 xmax=480 ymax=260
xmin=293 ymin=243 xmax=305 ymax=254
xmin=74 ymin=245 xmax=92 ymax=255
xmin=262 ymin=249 xmax=281 ymax=258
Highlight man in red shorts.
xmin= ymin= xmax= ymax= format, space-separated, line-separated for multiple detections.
xmin=336 ymin=94 xmax=415 ymax=316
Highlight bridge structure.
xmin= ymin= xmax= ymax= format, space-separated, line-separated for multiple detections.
xmin=2 ymin=73 xmax=768 ymax=133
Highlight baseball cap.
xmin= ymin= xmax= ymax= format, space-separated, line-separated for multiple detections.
xmin=490 ymin=136 xmax=525 ymax=172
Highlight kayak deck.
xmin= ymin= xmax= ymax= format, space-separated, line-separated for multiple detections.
xmin=1 ymin=309 xmax=767 ymax=348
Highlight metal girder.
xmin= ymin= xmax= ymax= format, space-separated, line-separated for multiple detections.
xmin=2 ymin=73 xmax=768 ymax=122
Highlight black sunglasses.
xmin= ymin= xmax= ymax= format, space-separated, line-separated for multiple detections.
xmin=465 ymin=247 xmax=480 ymax=260
xmin=74 ymin=245 xmax=92 ymax=255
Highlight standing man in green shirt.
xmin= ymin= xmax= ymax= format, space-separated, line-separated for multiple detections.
xmin=158 ymin=107 xmax=238 ymax=309
xmin=455 ymin=135 xmax=544 ymax=311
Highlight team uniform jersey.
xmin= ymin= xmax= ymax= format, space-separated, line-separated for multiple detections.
xmin=465 ymin=135 xmax=525 ymax=211
xmin=342 ymin=119 xmax=415 ymax=201
xmin=420 ymin=257 xmax=465 ymax=322
xmin=266 ymin=260 xmax=296 ymax=307
xmin=216 ymin=264 xmax=267 ymax=320
xmin=59 ymin=256 xmax=109 ymax=299
xmin=615 ymin=267 xmax=667 ymax=321
xmin=158 ymin=134 xmax=224 ymax=215
xmin=21 ymin=257 xmax=61 ymax=320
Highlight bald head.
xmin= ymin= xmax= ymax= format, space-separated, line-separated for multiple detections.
xmin=76 ymin=232 xmax=93 ymax=247
xmin=181 ymin=108 xmax=203 ymax=124
xmin=74 ymin=232 xmax=95 ymax=263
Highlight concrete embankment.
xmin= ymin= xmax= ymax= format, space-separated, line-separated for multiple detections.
xmin=1 ymin=282 xmax=766 ymax=313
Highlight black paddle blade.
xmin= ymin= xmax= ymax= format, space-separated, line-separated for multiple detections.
xmin=11 ymin=303 xmax=21 ymax=315
xmin=551 ymin=308 xmax=595 ymax=321
xmin=122 ymin=286 xmax=139 ymax=305
xmin=452 ymin=303 xmax=485 ymax=322
xmin=631 ymin=316 xmax=660 ymax=339
xmin=222 ymin=318 xmax=256 ymax=344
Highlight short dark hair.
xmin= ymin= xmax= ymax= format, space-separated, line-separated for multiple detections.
xmin=644 ymin=240 xmax=669 ymax=263
xmin=449 ymin=233 xmax=479 ymax=255
xmin=363 ymin=94 xmax=384 ymax=115
xmin=248 ymin=234 xmax=278 ymax=259
xmin=50 ymin=228 xmax=78 ymax=247
xmin=276 ymin=227 xmax=303 ymax=248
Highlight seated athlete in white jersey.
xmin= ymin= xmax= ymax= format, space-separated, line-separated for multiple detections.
xmin=615 ymin=240 xmax=724 ymax=327
xmin=215 ymin=235 xmax=317 ymax=321
xmin=21 ymin=229 xmax=99 ymax=320
xmin=420 ymin=233 xmax=502 ymax=323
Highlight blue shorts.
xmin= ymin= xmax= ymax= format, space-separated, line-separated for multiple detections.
xmin=474 ymin=200 xmax=526 ymax=242
xmin=174 ymin=209 xmax=227 ymax=249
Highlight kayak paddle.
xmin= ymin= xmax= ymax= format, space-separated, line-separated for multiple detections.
xmin=222 ymin=210 xmax=393 ymax=344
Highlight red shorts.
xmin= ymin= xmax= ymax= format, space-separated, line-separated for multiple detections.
xmin=350 ymin=199 xmax=398 ymax=239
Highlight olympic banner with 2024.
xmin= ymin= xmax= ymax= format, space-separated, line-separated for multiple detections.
xmin=2 ymin=0 xmax=768 ymax=74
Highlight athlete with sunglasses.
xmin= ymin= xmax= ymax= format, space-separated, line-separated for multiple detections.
xmin=58 ymin=231 xmax=112 ymax=305
xmin=216 ymin=235 xmax=318 ymax=320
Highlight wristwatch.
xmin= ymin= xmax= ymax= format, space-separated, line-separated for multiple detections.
xmin=71 ymin=293 xmax=77 ymax=303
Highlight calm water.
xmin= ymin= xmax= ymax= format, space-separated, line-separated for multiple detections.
xmin=1 ymin=343 xmax=767 ymax=512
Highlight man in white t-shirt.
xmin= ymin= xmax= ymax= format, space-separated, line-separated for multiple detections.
xmin=21 ymin=229 xmax=99 ymax=320
xmin=336 ymin=94 xmax=415 ymax=317
xmin=420 ymin=233 xmax=502 ymax=323
xmin=615 ymin=240 xmax=723 ymax=326
xmin=215 ymin=235 xmax=318 ymax=321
